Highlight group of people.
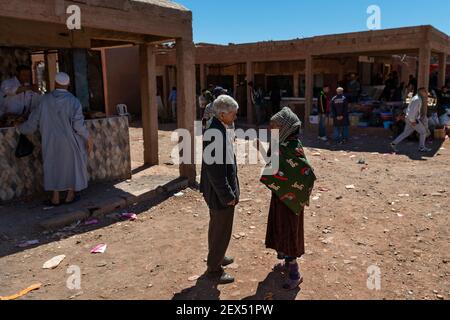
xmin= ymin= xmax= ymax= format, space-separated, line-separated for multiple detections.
xmin=1 ymin=66 xmax=93 ymax=206
xmin=341 ymin=72 xmax=418 ymax=104
xmin=249 ymin=82 xmax=282 ymax=126
xmin=391 ymin=84 xmax=450 ymax=153
xmin=316 ymin=83 xmax=446 ymax=153
xmin=317 ymin=86 xmax=351 ymax=144
xmin=199 ymin=93 xmax=316 ymax=290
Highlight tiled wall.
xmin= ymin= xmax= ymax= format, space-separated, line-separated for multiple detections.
xmin=0 ymin=116 xmax=131 ymax=202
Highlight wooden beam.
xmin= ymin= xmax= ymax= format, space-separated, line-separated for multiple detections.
xmin=0 ymin=0 xmax=192 ymax=39
xmin=88 ymin=28 xmax=171 ymax=44
xmin=100 ymin=48 xmax=112 ymax=116
xmin=45 ymin=52 xmax=58 ymax=92
xmin=139 ymin=43 xmax=159 ymax=166
xmin=0 ymin=17 xmax=91 ymax=49
xmin=246 ymin=61 xmax=254 ymax=125
xmin=176 ymin=38 xmax=196 ymax=184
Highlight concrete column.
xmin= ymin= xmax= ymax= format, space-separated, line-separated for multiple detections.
xmin=246 ymin=61 xmax=254 ymax=125
xmin=305 ymin=55 xmax=314 ymax=131
xmin=139 ymin=43 xmax=159 ymax=166
xmin=176 ymin=38 xmax=196 ymax=184
xmin=438 ymin=52 xmax=447 ymax=88
xmin=418 ymin=46 xmax=431 ymax=90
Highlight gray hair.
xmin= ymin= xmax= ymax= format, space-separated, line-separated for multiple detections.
xmin=213 ymin=95 xmax=239 ymax=116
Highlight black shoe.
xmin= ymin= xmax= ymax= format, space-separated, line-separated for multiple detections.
xmin=222 ymin=256 xmax=234 ymax=267
xmin=206 ymin=270 xmax=235 ymax=285
xmin=218 ymin=272 xmax=235 ymax=285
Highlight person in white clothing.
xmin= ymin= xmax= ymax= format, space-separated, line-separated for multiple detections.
xmin=0 ymin=65 xmax=41 ymax=117
xmin=391 ymin=87 xmax=431 ymax=153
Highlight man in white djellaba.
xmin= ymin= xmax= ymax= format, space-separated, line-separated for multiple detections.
xmin=18 ymin=72 xmax=94 ymax=206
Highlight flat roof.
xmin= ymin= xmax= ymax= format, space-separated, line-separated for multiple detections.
xmin=132 ymin=0 xmax=188 ymax=11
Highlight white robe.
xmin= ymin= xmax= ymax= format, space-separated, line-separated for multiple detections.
xmin=20 ymin=89 xmax=90 ymax=192
xmin=0 ymin=77 xmax=41 ymax=117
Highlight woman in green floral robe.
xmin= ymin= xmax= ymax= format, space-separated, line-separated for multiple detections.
xmin=260 ymin=107 xmax=316 ymax=290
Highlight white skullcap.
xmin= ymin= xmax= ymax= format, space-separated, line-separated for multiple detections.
xmin=336 ymin=87 xmax=344 ymax=93
xmin=55 ymin=72 xmax=70 ymax=86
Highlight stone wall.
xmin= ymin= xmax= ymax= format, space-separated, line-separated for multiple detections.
xmin=0 ymin=116 xmax=131 ymax=202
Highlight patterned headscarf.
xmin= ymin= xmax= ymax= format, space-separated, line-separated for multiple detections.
xmin=270 ymin=107 xmax=302 ymax=143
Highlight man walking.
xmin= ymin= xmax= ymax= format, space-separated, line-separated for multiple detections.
xmin=200 ymin=95 xmax=240 ymax=285
xmin=390 ymin=87 xmax=431 ymax=153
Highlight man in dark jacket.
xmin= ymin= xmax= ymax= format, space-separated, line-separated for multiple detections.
xmin=331 ymin=87 xmax=350 ymax=144
xmin=200 ymin=95 xmax=240 ymax=284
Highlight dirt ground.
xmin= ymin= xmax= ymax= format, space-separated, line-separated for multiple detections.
xmin=0 ymin=123 xmax=449 ymax=300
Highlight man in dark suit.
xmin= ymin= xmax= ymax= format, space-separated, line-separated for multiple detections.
xmin=200 ymin=95 xmax=240 ymax=285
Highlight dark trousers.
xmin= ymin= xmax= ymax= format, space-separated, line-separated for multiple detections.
xmin=318 ymin=114 xmax=327 ymax=137
xmin=207 ymin=206 xmax=235 ymax=273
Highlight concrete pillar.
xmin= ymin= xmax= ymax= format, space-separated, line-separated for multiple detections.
xmin=418 ymin=46 xmax=431 ymax=90
xmin=438 ymin=52 xmax=447 ymax=88
xmin=305 ymin=55 xmax=314 ymax=131
xmin=246 ymin=61 xmax=254 ymax=125
xmin=45 ymin=52 xmax=58 ymax=92
xmin=176 ymin=38 xmax=196 ymax=184
xmin=293 ymin=72 xmax=300 ymax=97
xmin=139 ymin=43 xmax=159 ymax=166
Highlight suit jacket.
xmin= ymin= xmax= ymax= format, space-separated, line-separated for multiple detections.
xmin=200 ymin=117 xmax=240 ymax=210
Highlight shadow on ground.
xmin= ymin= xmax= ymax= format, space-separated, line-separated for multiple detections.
xmin=242 ymin=271 xmax=300 ymax=301
xmin=172 ymin=270 xmax=300 ymax=301
xmin=0 ymin=176 xmax=184 ymax=259
xmin=172 ymin=274 xmax=221 ymax=300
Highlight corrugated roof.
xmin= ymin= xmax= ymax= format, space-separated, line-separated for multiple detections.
xmin=131 ymin=0 xmax=188 ymax=11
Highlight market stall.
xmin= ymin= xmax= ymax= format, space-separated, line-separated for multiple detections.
xmin=0 ymin=115 xmax=131 ymax=202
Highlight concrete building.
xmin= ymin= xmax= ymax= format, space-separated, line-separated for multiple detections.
xmin=152 ymin=25 xmax=450 ymax=128
xmin=0 ymin=0 xmax=197 ymax=184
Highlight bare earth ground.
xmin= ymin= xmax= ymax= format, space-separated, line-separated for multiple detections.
xmin=0 ymin=123 xmax=449 ymax=300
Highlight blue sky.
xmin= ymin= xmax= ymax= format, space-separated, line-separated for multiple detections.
xmin=177 ymin=0 xmax=450 ymax=44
